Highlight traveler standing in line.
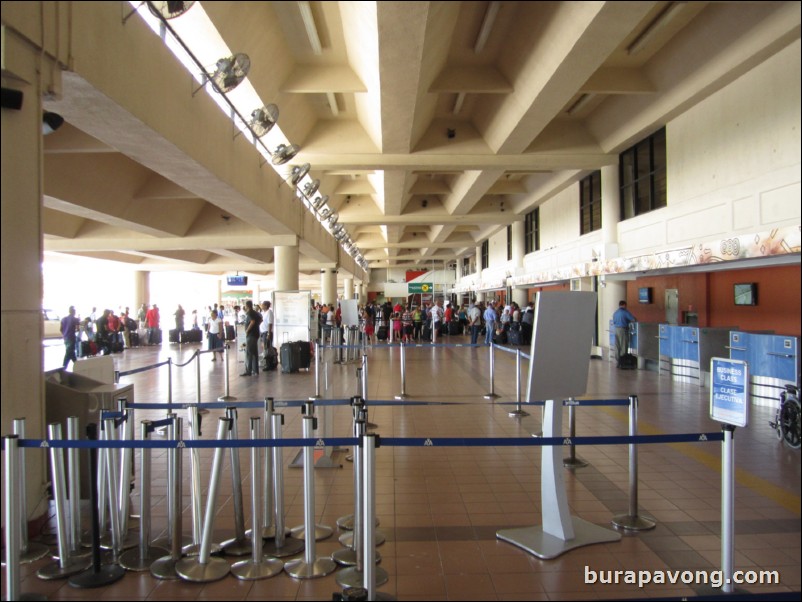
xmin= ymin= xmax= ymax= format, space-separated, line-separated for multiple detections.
xmin=208 ymin=309 xmax=223 ymax=361
xmin=174 ymin=304 xmax=185 ymax=332
xmin=521 ymin=302 xmax=534 ymax=345
xmin=137 ymin=303 xmax=147 ymax=329
xmin=60 ymin=306 xmax=81 ymax=368
xmin=260 ymin=301 xmax=274 ymax=367
xmin=483 ymin=301 xmax=497 ymax=345
xmin=469 ymin=300 xmax=482 ymax=345
xmin=146 ymin=304 xmax=160 ymax=345
xmin=612 ymin=300 xmax=637 ymax=367
xmin=241 ymin=300 xmax=262 ymax=376
xmin=431 ymin=299 xmax=444 ymax=343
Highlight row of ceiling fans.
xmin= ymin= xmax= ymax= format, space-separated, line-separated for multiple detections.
xmin=143 ymin=1 xmax=368 ymax=272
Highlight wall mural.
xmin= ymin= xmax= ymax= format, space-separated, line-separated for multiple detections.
xmin=504 ymin=226 xmax=801 ymax=288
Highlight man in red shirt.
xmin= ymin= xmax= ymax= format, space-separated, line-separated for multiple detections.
xmin=145 ymin=304 xmax=161 ymax=345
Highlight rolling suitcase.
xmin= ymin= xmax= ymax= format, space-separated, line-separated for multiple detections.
xmin=448 ymin=321 xmax=461 ymax=335
xmin=295 ymin=341 xmax=312 ymax=369
xmin=618 ymin=353 xmax=638 ymax=370
xmin=129 ymin=331 xmax=140 ymax=347
xmin=508 ymin=327 xmax=522 ymax=346
xmin=422 ymin=321 xmax=432 ymax=342
xmin=280 ymin=342 xmax=300 ymax=373
xmin=263 ymin=347 xmax=278 ymax=371
xmin=169 ymin=329 xmax=180 ymax=343
xmin=377 ymin=326 xmax=388 ymax=341
xmin=225 ymin=324 xmax=236 ymax=341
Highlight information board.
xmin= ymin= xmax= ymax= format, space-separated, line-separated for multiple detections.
xmin=710 ymin=357 xmax=749 ymax=427
xmin=340 ymin=299 xmax=360 ymax=327
xmin=273 ymin=290 xmax=311 ymax=343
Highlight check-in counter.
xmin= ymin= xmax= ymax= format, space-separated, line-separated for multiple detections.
xmin=633 ymin=322 xmax=659 ymax=369
xmin=729 ymin=331 xmax=799 ymax=408
xmin=658 ymin=325 xmax=733 ymax=387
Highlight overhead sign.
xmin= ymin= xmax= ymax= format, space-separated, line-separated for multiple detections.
xmin=710 ymin=358 xmax=749 ymax=428
xmin=408 ymin=283 xmax=433 ymax=293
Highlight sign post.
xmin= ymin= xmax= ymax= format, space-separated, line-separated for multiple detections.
xmin=710 ymin=357 xmax=748 ymax=594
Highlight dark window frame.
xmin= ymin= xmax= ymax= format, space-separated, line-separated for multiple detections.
xmin=524 ymin=208 xmax=540 ymax=254
xmin=481 ymin=240 xmax=489 ymax=270
xmin=619 ymin=127 xmax=666 ymax=220
xmin=506 ymin=225 xmax=513 ymax=261
xmin=579 ymin=171 xmax=602 ymax=235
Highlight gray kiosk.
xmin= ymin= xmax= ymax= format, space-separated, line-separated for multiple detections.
xmin=497 ymin=291 xmax=620 ymax=558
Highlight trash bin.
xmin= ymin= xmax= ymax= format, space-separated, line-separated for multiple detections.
xmin=44 ymin=368 xmax=135 ymax=497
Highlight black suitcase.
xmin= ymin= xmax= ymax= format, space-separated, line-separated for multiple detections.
xmin=448 ymin=321 xmax=461 ymax=335
xmin=280 ymin=342 xmax=300 ymax=373
xmin=295 ymin=341 xmax=311 ymax=369
xmin=169 ymin=329 xmax=180 ymax=343
xmin=129 ymin=331 xmax=140 ymax=347
xmin=149 ymin=328 xmax=162 ymax=345
xmin=377 ymin=326 xmax=388 ymax=341
xmin=493 ymin=330 xmax=507 ymax=345
xmin=422 ymin=322 xmax=432 ymax=342
xmin=180 ymin=329 xmax=202 ymax=343
xmin=225 ymin=324 xmax=236 ymax=341
xmin=263 ymin=347 xmax=278 ymax=371
xmin=619 ymin=354 xmax=638 ymax=370
xmin=508 ymin=327 xmax=522 ymax=346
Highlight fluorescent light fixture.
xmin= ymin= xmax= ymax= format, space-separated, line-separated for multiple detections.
xmin=452 ymin=92 xmax=466 ymax=116
xmin=566 ymin=93 xmax=595 ymax=115
xmin=627 ymin=2 xmax=685 ymax=56
xmin=298 ymin=1 xmax=322 ymax=55
xmin=474 ymin=1 xmax=501 ymax=54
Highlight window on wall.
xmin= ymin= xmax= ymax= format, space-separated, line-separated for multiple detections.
xmin=481 ymin=240 xmax=489 ymax=270
xmin=506 ymin=225 xmax=513 ymax=261
xmin=580 ymin=171 xmax=602 ymax=235
xmin=524 ymin=208 xmax=540 ymax=254
xmin=619 ymin=127 xmax=666 ymax=219
xmin=461 ymin=256 xmax=472 ymax=277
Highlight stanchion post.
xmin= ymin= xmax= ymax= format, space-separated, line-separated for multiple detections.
xmin=263 ymin=413 xmax=304 ymax=558
xmin=231 ymin=417 xmax=284 ymax=579
xmin=312 ymin=341 xmax=321 ymax=398
xmin=66 ymin=416 xmax=85 ymax=559
xmin=195 ymin=351 xmax=202 ymax=405
xmin=611 ymin=395 xmax=656 ymax=531
xmin=37 ymin=424 xmax=91 ymax=579
xmin=562 ymin=400 xmax=588 ymax=469
xmin=508 ymin=349 xmax=530 ymax=418
xmin=117 ymin=403 xmax=135 ymax=547
xmin=167 ymin=358 xmax=173 ymax=415
xmin=175 ymin=417 xmax=231 ymax=582
xmin=151 ymin=414 xmax=183 ymax=580
xmin=484 ymin=342 xmax=499 ymax=399
xmin=261 ymin=397 xmax=276 ymax=538
xmin=363 ymin=433 xmax=378 ymax=599
xmin=13 ymin=418 xmax=50 ymax=563
xmin=221 ymin=407 xmax=251 ymax=556
xmin=284 ymin=415 xmax=336 ymax=578
xmin=219 ymin=344 xmax=236 ymax=402
xmin=4 ymin=435 xmax=21 ymax=600
xmin=394 ymin=342 xmax=408 ymax=400
xmin=721 ymin=424 xmax=735 ymax=594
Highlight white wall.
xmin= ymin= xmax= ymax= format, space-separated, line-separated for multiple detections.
xmin=619 ymin=40 xmax=801 ymax=256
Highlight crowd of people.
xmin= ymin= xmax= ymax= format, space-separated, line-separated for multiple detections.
xmin=59 ymin=297 xmax=537 ymax=372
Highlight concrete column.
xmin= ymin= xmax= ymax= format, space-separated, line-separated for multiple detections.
xmin=599 ymin=164 xmax=623 ymax=350
xmin=1 ymin=36 xmax=49 ymax=524
xmin=134 ymin=270 xmax=150 ymax=307
xmin=475 ymin=245 xmax=483 ymax=275
xmin=601 ymin=164 xmax=620 ymax=246
xmin=343 ymin=277 xmax=354 ymax=300
xmin=511 ymin=220 xmax=528 ymax=307
xmin=275 ymin=246 xmax=299 ymax=291
xmin=321 ymin=268 xmax=337 ymax=306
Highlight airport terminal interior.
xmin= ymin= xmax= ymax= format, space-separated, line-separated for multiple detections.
xmin=1 ymin=1 xmax=800 ymax=600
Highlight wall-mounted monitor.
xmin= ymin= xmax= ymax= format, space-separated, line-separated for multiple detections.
xmin=734 ymin=283 xmax=757 ymax=306
xmin=227 ymin=275 xmax=248 ymax=286
xmin=638 ymin=287 xmax=652 ymax=304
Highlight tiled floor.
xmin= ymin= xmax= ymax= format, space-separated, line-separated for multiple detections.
xmin=8 ymin=339 xmax=802 ymax=599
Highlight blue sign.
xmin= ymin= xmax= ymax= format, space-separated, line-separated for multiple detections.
xmin=710 ymin=358 xmax=749 ymax=427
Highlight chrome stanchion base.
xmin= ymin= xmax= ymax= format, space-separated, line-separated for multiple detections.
xmin=339 ymin=587 xmax=395 ymax=602
xmin=331 ymin=547 xmax=381 ymax=567
xmin=220 ymin=537 xmax=252 ymax=557
xmin=150 ymin=555 xmax=182 ymax=580
xmin=50 ymin=549 xmax=92 ymax=563
xmin=336 ymin=514 xmax=380 ymax=531
xmin=67 ymin=564 xmax=125 ymax=588
xmin=217 ymin=396 xmax=237 ymax=402
xmin=336 ymin=565 xmax=389 ymax=588
xmin=36 ymin=558 xmax=92 ymax=580
xmin=508 ymin=409 xmax=530 ymax=418
xmin=338 ymin=530 xmax=385 ymax=548
xmin=284 ymin=556 xmax=337 ymax=579
xmin=244 ymin=526 xmax=290 ymax=540
xmin=563 ymin=457 xmax=589 ymax=469
xmin=118 ymin=546 xmax=169 ymax=571
xmin=182 ymin=542 xmax=222 ymax=556
xmin=175 ymin=556 xmax=230 ymax=582
xmin=611 ymin=514 xmax=656 ymax=531
xmin=231 ymin=557 xmax=284 ymax=580
xmin=483 ymin=393 xmax=499 ymax=400
xmin=100 ymin=531 xmax=138 ymax=551
xmin=152 ymin=534 xmax=192 ymax=550
xmin=262 ymin=537 xmax=304 ymax=558
xmin=290 ymin=523 xmax=333 ymax=541
xmin=393 ymin=394 xmax=409 ymax=401
xmin=20 ymin=542 xmax=51 ymax=564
